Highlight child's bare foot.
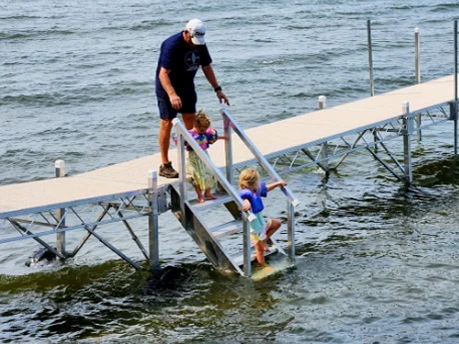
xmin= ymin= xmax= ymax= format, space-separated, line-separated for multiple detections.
xmin=262 ymin=265 xmax=274 ymax=273
xmin=255 ymin=261 xmax=268 ymax=267
xmin=262 ymin=241 xmax=270 ymax=252
xmin=197 ymin=196 xmax=205 ymax=203
xmin=204 ymin=189 xmax=217 ymax=200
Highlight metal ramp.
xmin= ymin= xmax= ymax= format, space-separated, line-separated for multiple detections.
xmin=171 ymin=108 xmax=300 ymax=277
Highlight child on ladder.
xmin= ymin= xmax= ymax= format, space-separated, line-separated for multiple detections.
xmin=185 ymin=110 xmax=227 ymax=203
xmin=239 ymin=168 xmax=287 ymax=267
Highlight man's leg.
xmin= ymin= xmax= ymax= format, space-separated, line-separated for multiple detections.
xmin=157 ymin=96 xmax=179 ymax=178
xmin=159 ymin=118 xmax=173 ymax=165
xmin=182 ymin=113 xmax=195 ymax=130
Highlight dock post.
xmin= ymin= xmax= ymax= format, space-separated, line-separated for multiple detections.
xmin=318 ymin=96 xmax=329 ymax=173
xmin=148 ymin=170 xmax=160 ymax=269
xmin=55 ymin=160 xmax=66 ymax=258
xmin=402 ymin=102 xmax=413 ymax=185
xmin=367 ymin=20 xmax=380 ymax=149
xmin=454 ymin=20 xmax=458 ymax=156
xmin=318 ymin=95 xmax=326 ymax=110
xmin=367 ymin=20 xmax=375 ymax=97
xmin=414 ymin=28 xmax=422 ymax=141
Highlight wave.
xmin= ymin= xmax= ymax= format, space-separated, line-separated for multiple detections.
xmin=0 ymin=29 xmax=76 ymax=41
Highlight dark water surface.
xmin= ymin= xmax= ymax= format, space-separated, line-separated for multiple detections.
xmin=2 ymin=0 xmax=459 ymax=343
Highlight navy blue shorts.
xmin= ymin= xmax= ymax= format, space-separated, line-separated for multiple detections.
xmin=157 ymin=92 xmax=197 ymax=120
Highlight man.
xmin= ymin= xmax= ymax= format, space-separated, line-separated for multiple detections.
xmin=155 ymin=19 xmax=230 ymax=178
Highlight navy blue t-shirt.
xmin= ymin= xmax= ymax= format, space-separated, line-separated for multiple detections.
xmin=155 ymin=31 xmax=212 ymax=99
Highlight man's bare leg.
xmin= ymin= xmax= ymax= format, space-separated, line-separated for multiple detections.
xmin=182 ymin=113 xmax=195 ymax=130
xmin=159 ymin=118 xmax=173 ymax=165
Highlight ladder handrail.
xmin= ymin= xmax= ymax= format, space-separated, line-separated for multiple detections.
xmin=172 ymin=118 xmax=255 ymax=222
xmin=220 ymin=107 xmax=300 ymax=207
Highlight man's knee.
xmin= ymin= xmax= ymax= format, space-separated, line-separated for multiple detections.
xmin=182 ymin=113 xmax=196 ymax=130
xmin=160 ymin=119 xmax=174 ymax=131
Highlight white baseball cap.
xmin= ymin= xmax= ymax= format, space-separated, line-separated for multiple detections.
xmin=185 ymin=19 xmax=206 ymax=45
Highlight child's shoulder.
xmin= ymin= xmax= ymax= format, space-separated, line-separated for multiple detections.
xmin=205 ymin=127 xmax=217 ymax=134
xmin=239 ymin=188 xmax=252 ymax=198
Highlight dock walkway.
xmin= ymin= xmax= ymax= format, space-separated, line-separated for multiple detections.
xmin=1 ymin=74 xmax=456 ymax=219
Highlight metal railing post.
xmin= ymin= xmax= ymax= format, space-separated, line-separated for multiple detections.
xmin=55 ymin=160 xmax=66 ymax=258
xmin=242 ymin=217 xmax=251 ymax=277
xmin=287 ymin=200 xmax=295 ymax=260
xmin=148 ymin=170 xmax=160 ymax=269
xmin=223 ymin=111 xmax=234 ymax=184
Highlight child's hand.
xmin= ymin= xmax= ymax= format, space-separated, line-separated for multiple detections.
xmin=242 ymin=200 xmax=251 ymax=212
xmin=278 ymin=180 xmax=287 ymax=188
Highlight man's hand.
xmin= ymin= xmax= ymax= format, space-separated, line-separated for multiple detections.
xmin=169 ymin=93 xmax=182 ymax=110
xmin=216 ymin=90 xmax=230 ymax=106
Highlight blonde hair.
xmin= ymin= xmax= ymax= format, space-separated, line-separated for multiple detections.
xmin=239 ymin=168 xmax=260 ymax=190
xmin=195 ymin=110 xmax=211 ymax=130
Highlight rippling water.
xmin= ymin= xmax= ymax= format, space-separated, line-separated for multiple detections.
xmin=2 ymin=0 xmax=459 ymax=343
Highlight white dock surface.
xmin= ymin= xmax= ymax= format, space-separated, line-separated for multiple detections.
xmin=1 ymin=74 xmax=456 ymax=217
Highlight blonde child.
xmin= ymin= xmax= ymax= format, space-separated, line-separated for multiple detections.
xmin=239 ymin=168 xmax=287 ymax=266
xmin=185 ymin=110 xmax=227 ymax=203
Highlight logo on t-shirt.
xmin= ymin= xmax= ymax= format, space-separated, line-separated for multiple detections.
xmin=185 ymin=50 xmax=200 ymax=72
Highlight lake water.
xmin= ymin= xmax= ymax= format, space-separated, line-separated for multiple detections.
xmin=2 ymin=0 xmax=459 ymax=343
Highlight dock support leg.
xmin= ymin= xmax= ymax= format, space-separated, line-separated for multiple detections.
xmin=55 ymin=160 xmax=66 ymax=259
xmin=402 ymin=102 xmax=413 ymax=185
xmin=148 ymin=170 xmax=160 ymax=270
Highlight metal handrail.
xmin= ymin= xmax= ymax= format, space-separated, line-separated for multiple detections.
xmin=172 ymin=118 xmax=255 ymax=222
xmin=220 ymin=106 xmax=300 ymax=207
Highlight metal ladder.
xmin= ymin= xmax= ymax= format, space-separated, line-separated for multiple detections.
xmin=171 ymin=107 xmax=300 ymax=277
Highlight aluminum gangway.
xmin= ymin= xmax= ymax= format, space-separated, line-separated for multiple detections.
xmin=0 ymin=73 xmax=458 ymax=277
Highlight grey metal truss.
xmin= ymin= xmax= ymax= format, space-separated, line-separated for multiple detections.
xmin=230 ymin=101 xmax=455 ymax=182
xmin=0 ymin=187 xmax=168 ymax=269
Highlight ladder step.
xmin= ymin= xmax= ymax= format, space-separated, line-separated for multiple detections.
xmin=211 ymin=219 xmax=243 ymax=239
xmin=188 ymin=193 xmax=233 ymax=211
